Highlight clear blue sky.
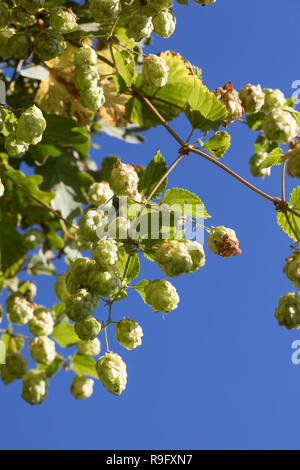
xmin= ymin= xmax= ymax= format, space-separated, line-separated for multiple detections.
xmin=1 ymin=0 xmax=300 ymax=450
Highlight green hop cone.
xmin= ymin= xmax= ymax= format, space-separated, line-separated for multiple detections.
xmin=126 ymin=11 xmax=153 ymax=42
xmin=78 ymin=208 xmax=108 ymax=245
xmin=147 ymin=0 xmax=173 ymax=12
xmin=75 ymin=45 xmax=98 ymax=66
xmin=91 ymin=237 xmax=119 ymax=269
xmin=50 ymin=7 xmax=78 ymax=34
xmin=0 ymin=177 xmax=4 ymax=198
xmin=23 ymin=228 xmax=45 ymax=250
xmin=34 ymin=30 xmax=66 ymax=61
xmin=96 ymin=352 xmax=127 ymax=395
xmin=1 ymin=364 xmax=15 ymax=385
xmin=262 ymin=88 xmax=286 ymax=111
xmin=110 ymin=161 xmax=139 ymax=197
xmin=88 ymin=181 xmax=113 ymax=207
xmin=108 ymin=216 xmax=130 ymax=240
xmin=207 ymin=226 xmax=241 ymax=258
xmin=263 ymin=109 xmax=298 ymax=144
xmin=283 ymin=252 xmax=300 ymax=289
xmin=77 ymin=337 xmax=101 ymax=356
xmin=156 ymin=240 xmax=193 ymax=277
xmin=287 ymin=145 xmax=300 ymax=178
xmin=8 ymin=33 xmax=31 ymax=59
xmin=28 ymin=307 xmax=54 ymax=337
xmin=214 ymin=82 xmax=244 ymax=123
xmin=89 ymin=266 xmax=119 ymax=297
xmin=65 ymin=288 xmax=99 ymax=322
xmin=74 ymin=65 xmax=100 ymax=91
xmin=6 ymin=352 xmax=28 ymax=379
xmin=181 ymin=240 xmax=205 ymax=272
xmin=239 ymin=84 xmax=265 ymax=114
xmin=115 ymin=318 xmax=143 ymax=350
xmin=5 ymin=133 xmax=29 ymax=158
xmin=6 ymin=292 xmax=34 ymax=325
xmin=80 ymin=86 xmax=105 ymax=111
xmin=153 ymin=9 xmax=176 ymax=38
xmin=16 ymin=105 xmax=46 ymax=146
xmin=0 ymin=5 xmax=9 ymax=28
xmin=19 ymin=0 xmax=45 ymax=14
xmin=21 ymin=369 xmax=48 ymax=405
xmin=19 ymin=281 xmax=37 ymax=300
xmin=29 ymin=336 xmax=56 ymax=365
xmin=74 ymin=317 xmax=101 ymax=341
xmin=0 ymin=28 xmax=15 ymax=60
xmin=70 ymin=375 xmax=94 ymax=399
xmin=145 ymin=279 xmax=179 ymax=313
xmin=142 ymin=54 xmax=169 ymax=88
xmin=53 ymin=273 xmax=70 ymax=303
xmin=11 ymin=8 xmax=37 ymax=28
xmin=249 ymin=151 xmax=271 ymax=178
xmin=275 ymin=293 xmax=300 ymax=330
xmin=65 ymin=257 xmax=96 ymax=294
xmin=89 ymin=0 xmax=121 ymax=23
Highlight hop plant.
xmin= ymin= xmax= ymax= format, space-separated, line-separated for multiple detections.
xmin=75 ymin=45 xmax=98 ymax=66
xmin=89 ymin=0 xmax=121 ymax=23
xmin=34 ymin=30 xmax=66 ymax=61
xmin=53 ymin=273 xmax=70 ymax=303
xmin=80 ymin=86 xmax=105 ymax=111
xmin=239 ymin=84 xmax=265 ymax=114
xmin=148 ymin=0 xmax=173 ymax=12
xmin=89 ymin=266 xmax=119 ymax=297
xmin=77 ymin=338 xmax=101 ymax=356
xmin=153 ymin=9 xmax=176 ymax=39
xmin=108 ymin=216 xmax=131 ymax=240
xmin=207 ymin=226 xmax=241 ymax=258
xmin=16 ymin=105 xmax=46 ymax=146
xmin=8 ymin=33 xmax=31 ymax=59
xmin=29 ymin=336 xmax=56 ymax=365
xmin=28 ymin=307 xmax=54 ymax=337
xmin=19 ymin=0 xmax=45 ymax=14
xmin=74 ymin=65 xmax=100 ymax=92
xmin=5 ymin=352 xmax=28 ymax=379
xmin=96 ymin=352 xmax=127 ymax=395
xmin=5 ymin=133 xmax=29 ymax=158
xmin=142 ymin=54 xmax=169 ymax=88
xmin=287 ymin=145 xmax=300 ymax=178
xmin=145 ymin=279 xmax=179 ymax=313
xmin=21 ymin=370 xmax=48 ymax=405
xmin=88 ymin=182 xmax=114 ymax=207
xmin=263 ymin=88 xmax=286 ymax=111
xmin=65 ymin=257 xmax=96 ymax=294
xmin=23 ymin=228 xmax=45 ymax=250
xmin=0 ymin=4 xmax=9 ymax=28
xmin=11 ymin=8 xmax=37 ymax=28
xmin=78 ymin=209 xmax=108 ymax=245
xmin=70 ymin=376 xmax=94 ymax=399
xmin=214 ymin=82 xmax=244 ymax=124
xmin=156 ymin=240 xmax=193 ymax=277
xmin=91 ymin=238 xmax=119 ymax=269
xmin=275 ymin=293 xmax=300 ymax=330
xmin=283 ymin=252 xmax=300 ymax=289
xmin=115 ymin=318 xmax=143 ymax=350
xmin=1 ymin=364 xmax=15 ymax=386
xmin=126 ymin=11 xmax=153 ymax=42
xmin=249 ymin=151 xmax=271 ymax=178
xmin=74 ymin=317 xmax=101 ymax=341
xmin=65 ymin=288 xmax=99 ymax=322
xmin=263 ymin=109 xmax=298 ymax=144
xmin=182 ymin=240 xmax=206 ymax=272
xmin=50 ymin=7 xmax=78 ymax=34
xmin=6 ymin=292 xmax=34 ymax=325
xmin=110 ymin=161 xmax=139 ymax=197
xmin=0 ymin=28 xmax=15 ymax=60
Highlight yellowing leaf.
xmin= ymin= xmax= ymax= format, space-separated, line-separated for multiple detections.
xmin=100 ymin=80 xmax=130 ymax=127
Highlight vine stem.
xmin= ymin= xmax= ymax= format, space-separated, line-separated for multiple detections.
xmin=104 ymin=327 xmax=109 ymax=352
xmin=146 ymin=153 xmax=186 ymax=201
xmin=282 ymin=160 xmax=287 ymax=202
xmin=0 ymin=167 xmax=79 ymax=230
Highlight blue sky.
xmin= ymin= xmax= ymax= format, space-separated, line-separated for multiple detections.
xmin=1 ymin=0 xmax=300 ymax=450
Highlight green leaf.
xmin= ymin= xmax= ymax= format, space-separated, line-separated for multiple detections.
xmin=135 ymin=280 xmax=150 ymax=303
xmin=38 ymin=357 xmax=63 ymax=378
xmin=42 ymin=114 xmax=90 ymax=147
xmin=260 ymin=148 xmax=283 ymax=169
xmin=113 ymin=49 xmax=135 ymax=92
xmin=71 ymin=353 xmax=98 ymax=379
xmin=52 ymin=322 xmax=80 ymax=348
xmin=277 ymin=186 xmax=300 ymax=241
xmin=246 ymin=111 xmax=265 ymax=131
xmin=117 ymin=247 xmax=140 ymax=281
xmin=97 ymin=155 xmax=119 ymax=182
xmin=139 ymin=149 xmax=168 ymax=198
xmin=29 ymin=143 xmax=62 ymax=165
xmin=162 ymin=188 xmax=210 ymax=219
xmin=203 ymin=131 xmax=231 ymax=159
xmin=0 ymin=216 xmax=26 ymax=277
xmin=184 ymin=75 xmax=227 ymax=131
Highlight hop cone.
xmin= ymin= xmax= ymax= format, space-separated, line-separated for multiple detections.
xmin=96 ymin=352 xmax=127 ymax=395
xmin=70 ymin=376 xmax=94 ymax=399
xmin=156 ymin=240 xmax=193 ymax=277
xmin=283 ymin=252 xmax=300 ymax=289
xmin=207 ymin=226 xmax=241 ymax=258
xmin=275 ymin=293 xmax=300 ymax=330
xmin=145 ymin=279 xmax=179 ymax=313
xmin=22 ymin=370 xmax=48 ymax=405
xmin=115 ymin=318 xmax=143 ymax=350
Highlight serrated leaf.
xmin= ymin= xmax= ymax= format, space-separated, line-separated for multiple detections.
xmin=277 ymin=186 xmax=300 ymax=241
xmin=117 ymin=247 xmax=140 ymax=281
xmin=162 ymin=188 xmax=210 ymax=219
xmin=260 ymin=148 xmax=283 ymax=169
xmin=135 ymin=280 xmax=150 ymax=303
xmin=113 ymin=49 xmax=135 ymax=90
xmin=52 ymin=322 xmax=80 ymax=347
xmin=71 ymin=353 xmax=98 ymax=379
xmin=203 ymin=131 xmax=231 ymax=159
xmin=139 ymin=149 xmax=167 ymax=198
